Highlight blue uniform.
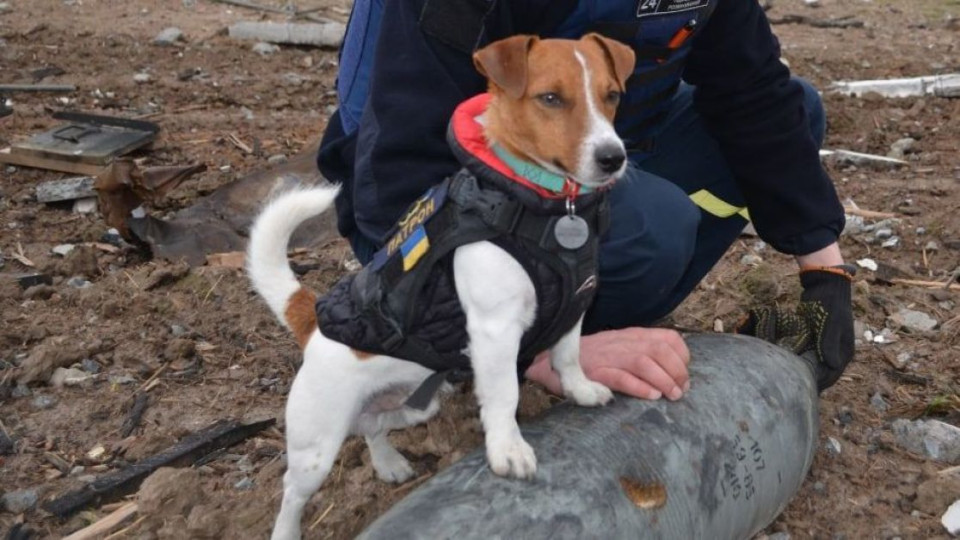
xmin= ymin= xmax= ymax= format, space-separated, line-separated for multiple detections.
xmin=318 ymin=0 xmax=844 ymax=333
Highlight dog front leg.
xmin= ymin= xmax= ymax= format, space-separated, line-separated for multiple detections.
xmin=469 ymin=324 xmax=537 ymax=479
xmin=550 ymin=316 xmax=613 ymax=406
xmin=454 ymin=242 xmax=539 ymax=480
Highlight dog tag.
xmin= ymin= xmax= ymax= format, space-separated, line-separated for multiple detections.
xmin=554 ymin=215 xmax=590 ymax=250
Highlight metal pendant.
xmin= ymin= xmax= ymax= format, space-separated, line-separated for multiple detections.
xmin=554 ymin=215 xmax=590 ymax=250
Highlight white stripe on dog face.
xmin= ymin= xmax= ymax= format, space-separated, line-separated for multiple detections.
xmin=574 ymin=48 xmax=626 ymax=187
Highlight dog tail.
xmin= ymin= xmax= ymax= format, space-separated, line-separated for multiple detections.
xmin=247 ymin=184 xmax=340 ymax=347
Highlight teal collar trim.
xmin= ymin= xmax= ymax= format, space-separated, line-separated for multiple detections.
xmin=491 ymin=144 xmax=593 ymax=195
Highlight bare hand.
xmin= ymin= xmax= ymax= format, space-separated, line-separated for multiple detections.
xmin=525 ymin=327 xmax=690 ymax=401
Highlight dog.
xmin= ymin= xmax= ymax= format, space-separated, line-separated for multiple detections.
xmin=247 ymin=33 xmax=636 ymax=540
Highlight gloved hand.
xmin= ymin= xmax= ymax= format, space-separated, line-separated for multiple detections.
xmin=736 ymin=264 xmax=856 ymax=392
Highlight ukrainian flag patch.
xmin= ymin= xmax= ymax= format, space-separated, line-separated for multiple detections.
xmin=400 ymin=225 xmax=430 ymax=271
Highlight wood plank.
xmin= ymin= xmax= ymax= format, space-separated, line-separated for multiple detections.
xmin=62 ymin=502 xmax=138 ymax=540
xmin=0 ymin=147 xmax=108 ymax=176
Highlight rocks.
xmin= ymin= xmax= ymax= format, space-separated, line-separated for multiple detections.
xmin=875 ymin=228 xmax=893 ymax=239
xmin=154 ymin=27 xmax=183 ymax=46
xmin=825 ymin=437 xmax=842 ymax=456
xmin=251 ymin=42 xmax=280 ymax=56
xmin=740 ymin=253 xmax=763 ymax=266
xmin=888 ymin=137 xmax=917 ymax=160
xmin=66 ymin=276 xmax=92 ymax=289
xmin=32 ymin=394 xmax=57 ymax=410
xmin=892 ymin=419 xmax=960 ymax=464
xmin=234 ymin=477 xmax=254 ymax=490
xmin=267 ymin=154 xmax=288 ymax=166
xmin=133 ymin=72 xmax=152 ymax=84
xmin=50 ymin=367 xmax=91 ymax=388
xmin=2 ymin=489 xmax=38 ymax=514
xmin=944 ymin=499 xmax=960 ymax=536
xmin=171 ymin=324 xmax=188 ymax=337
xmin=881 ymin=236 xmax=900 ymax=248
xmin=915 ymin=474 xmax=960 ymax=515
xmin=888 ymin=308 xmax=938 ymax=332
xmin=81 ymin=358 xmax=101 ymax=374
xmin=870 ymin=392 xmax=890 ymax=413
xmin=35 ymin=176 xmax=96 ymax=203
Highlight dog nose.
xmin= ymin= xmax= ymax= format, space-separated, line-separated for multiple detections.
xmin=594 ymin=145 xmax=626 ymax=174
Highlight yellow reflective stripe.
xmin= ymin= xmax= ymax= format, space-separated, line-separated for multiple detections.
xmin=689 ymin=189 xmax=751 ymax=221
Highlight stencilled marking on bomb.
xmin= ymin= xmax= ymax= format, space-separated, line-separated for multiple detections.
xmin=719 ymin=431 xmax=765 ymax=502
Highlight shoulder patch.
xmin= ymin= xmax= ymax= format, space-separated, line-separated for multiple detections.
xmin=636 ymin=0 xmax=709 ymax=18
xmin=370 ymin=182 xmax=448 ymax=272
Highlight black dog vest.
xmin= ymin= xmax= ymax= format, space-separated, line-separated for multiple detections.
xmin=316 ymin=94 xmax=609 ymax=407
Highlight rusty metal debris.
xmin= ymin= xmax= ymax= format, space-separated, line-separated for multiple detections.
xmin=94 ymin=159 xmax=206 ymax=239
xmin=122 ymin=146 xmax=337 ymax=266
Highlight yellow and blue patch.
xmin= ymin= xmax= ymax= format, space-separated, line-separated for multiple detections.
xmin=369 ymin=182 xmax=447 ymax=272
xmin=400 ymin=225 xmax=430 ymax=271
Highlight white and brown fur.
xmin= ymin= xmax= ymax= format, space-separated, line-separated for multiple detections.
xmin=247 ymin=34 xmax=636 ymax=540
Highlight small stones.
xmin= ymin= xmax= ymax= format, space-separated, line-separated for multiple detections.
xmin=171 ymin=324 xmax=188 ymax=337
xmin=888 ymin=137 xmax=917 ymax=160
xmin=881 ymin=236 xmax=900 ymax=249
xmin=81 ymin=358 xmax=101 ymax=374
xmin=875 ymin=228 xmax=893 ymax=240
xmin=740 ymin=253 xmax=763 ymax=266
xmin=252 ymin=42 xmax=280 ymax=56
xmin=267 ymin=154 xmax=288 ymax=166
xmin=51 ymin=243 xmax=76 ymax=256
xmin=813 ymin=481 xmax=827 ymax=495
xmin=888 ymin=308 xmax=938 ymax=332
xmin=109 ymin=374 xmax=137 ymax=385
xmin=892 ymin=419 xmax=960 ymax=464
xmin=32 ymin=394 xmax=57 ymax=410
xmin=133 ymin=72 xmax=153 ymax=84
xmin=943 ymin=499 xmax=960 ymax=536
xmin=870 ymin=392 xmax=890 ymax=413
xmin=234 ymin=477 xmax=254 ymax=490
xmin=825 ymin=437 xmax=842 ymax=457
xmin=49 ymin=367 xmax=91 ymax=388
xmin=66 ymin=276 xmax=92 ymax=289
xmin=856 ymin=258 xmax=878 ymax=271
xmin=2 ymin=489 xmax=39 ymax=514
xmin=154 ymin=27 xmax=183 ymax=46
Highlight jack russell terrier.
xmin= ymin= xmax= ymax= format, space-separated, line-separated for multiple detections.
xmin=247 ymin=33 xmax=636 ymax=539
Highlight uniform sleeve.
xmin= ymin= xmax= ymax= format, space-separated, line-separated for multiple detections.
xmin=683 ymin=0 xmax=845 ymax=255
xmin=349 ymin=0 xmax=486 ymax=245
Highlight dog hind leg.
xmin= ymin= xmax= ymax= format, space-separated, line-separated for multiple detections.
xmin=270 ymin=343 xmax=368 ymax=540
xmin=360 ymin=390 xmax=443 ymax=483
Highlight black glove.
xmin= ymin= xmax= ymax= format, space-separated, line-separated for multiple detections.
xmin=736 ymin=264 xmax=856 ymax=392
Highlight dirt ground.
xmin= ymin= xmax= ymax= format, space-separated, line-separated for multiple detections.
xmin=1 ymin=0 xmax=959 ymax=538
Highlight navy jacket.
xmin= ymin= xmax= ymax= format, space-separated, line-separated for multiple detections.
xmin=318 ymin=0 xmax=844 ymax=257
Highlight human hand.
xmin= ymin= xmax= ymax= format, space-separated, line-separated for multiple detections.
xmin=736 ymin=264 xmax=856 ymax=392
xmin=525 ymin=327 xmax=690 ymax=401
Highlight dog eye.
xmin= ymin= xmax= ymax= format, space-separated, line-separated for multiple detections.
xmin=604 ymin=91 xmax=622 ymax=105
xmin=536 ymin=93 xmax=564 ymax=108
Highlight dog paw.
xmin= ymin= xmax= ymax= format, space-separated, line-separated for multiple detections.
xmin=486 ymin=435 xmax=537 ymax=479
xmin=371 ymin=451 xmax=416 ymax=483
xmin=564 ymin=379 xmax=614 ymax=407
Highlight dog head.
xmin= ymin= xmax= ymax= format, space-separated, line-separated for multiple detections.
xmin=474 ymin=34 xmax=636 ymax=190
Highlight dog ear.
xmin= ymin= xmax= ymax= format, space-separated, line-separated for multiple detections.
xmin=585 ymin=33 xmax=636 ymax=91
xmin=473 ymin=35 xmax=538 ymax=99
